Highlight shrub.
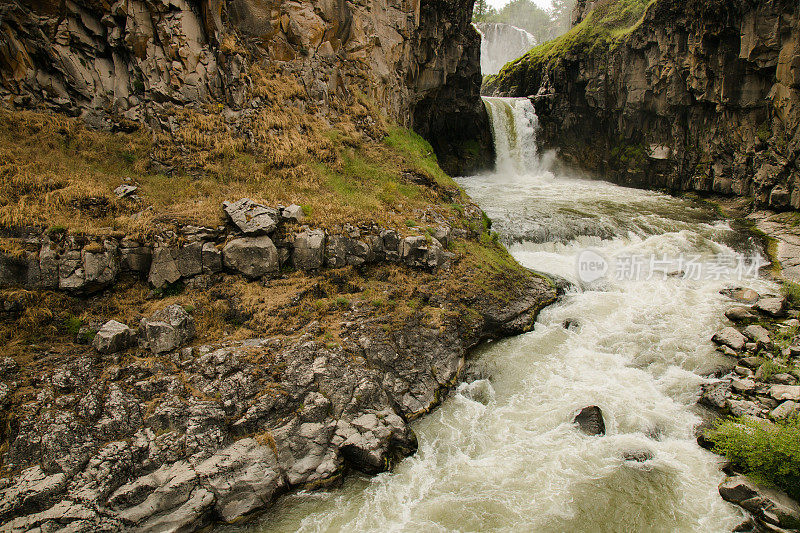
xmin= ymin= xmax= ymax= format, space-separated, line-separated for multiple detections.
xmin=707 ymin=416 xmax=800 ymax=500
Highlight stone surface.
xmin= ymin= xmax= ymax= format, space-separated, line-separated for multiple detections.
xmin=223 ymin=236 xmax=279 ymax=279
xmin=223 ymin=199 xmax=279 ymax=236
xmin=720 ymin=475 xmax=800 ymax=530
xmin=573 ymin=406 xmax=605 ymax=436
xmin=141 ymin=305 xmax=195 ymax=354
xmin=282 ymin=204 xmax=306 ymax=223
xmin=755 ymin=297 xmax=789 ymax=318
xmin=743 ymin=324 xmax=773 ymax=346
xmin=92 ymin=320 xmax=134 ymax=354
xmin=293 ymin=229 xmax=325 ymax=271
xmin=726 ymin=306 xmax=758 ymax=322
xmin=769 ymin=385 xmax=800 ymax=402
xmin=712 ymin=327 xmax=748 ymax=351
xmin=770 ymin=400 xmax=799 ymax=419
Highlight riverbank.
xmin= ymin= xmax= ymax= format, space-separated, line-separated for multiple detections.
xmin=0 ymin=107 xmax=557 ymax=531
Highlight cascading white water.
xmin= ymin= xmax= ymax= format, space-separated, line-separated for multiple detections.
xmin=475 ymin=22 xmax=537 ymax=75
xmin=232 ymin=99 xmax=777 ymax=533
xmin=483 ymin=96 xmax=539 ymax=175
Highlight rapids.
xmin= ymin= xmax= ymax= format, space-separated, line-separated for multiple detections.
xmin=232 ymin=97 xmax=776 ymax=533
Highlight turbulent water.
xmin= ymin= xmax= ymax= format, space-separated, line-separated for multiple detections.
xmin=475 ymin=23 xmax=537 ymax=75
xmin=235 ymin=97 xmax=777 ymax=533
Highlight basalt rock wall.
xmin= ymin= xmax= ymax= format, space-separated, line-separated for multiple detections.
xmin=0 ymin=0 xmax=491 ymax=173
xmin=488 ymin=0 xmax=800 ymax=209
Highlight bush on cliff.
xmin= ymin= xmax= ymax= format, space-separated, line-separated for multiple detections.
xmin=707 ymin=416 xmax=800 ymax=500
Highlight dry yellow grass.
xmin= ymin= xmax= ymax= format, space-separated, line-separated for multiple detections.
xmin=0 ymin=67 xmax=461 ymax=237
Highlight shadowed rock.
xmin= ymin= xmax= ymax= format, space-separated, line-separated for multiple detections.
xmin=573 ymin=406 xmax=605 ymax=436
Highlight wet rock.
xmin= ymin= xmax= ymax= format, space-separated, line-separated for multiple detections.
xmin=573 ymin=406 xmax=605 ymax=436
xmin=732 ymin=378 xmax=757 ymax=394
xmin=622 ymin=449 xmax=654 ymax=462
xmin=141 ymin=305 xmax=195 ymax=354
xmin=281 ymin=204 xmax=306 ymax=223
xmin=722 ymin=288 xmax=761 ymax=304
xmin=726 ymin=306 xmax=758 ymax=322
xmin=755 ymin=297 xmax=788 ymax=318
xmin=562 ymin=319 xmax=581 ymax=330
xmin=293 ymin=229 xmax=325 ymax=270
xmin=719 ymin=475 xmax=800 ymax=530
xmin=700 ymin=380 xmax=732 ymax=410
xmin=712 ymin=327 xmax=748 ymax=351
xmin=223 ymin=199 xmax=279 ymax=235
xmin=223 ymin=236 xmax=279 ymax=278
xmin=769 ymin=385 xmax=800 ymax=402
xmin=743 ymin=324 xmax=773 ymax=346
xmin=92 ymin=320 xmax=135 ymax=354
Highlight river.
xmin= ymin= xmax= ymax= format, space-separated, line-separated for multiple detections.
xmin=231 ymin=97 xmax=777 ymax=532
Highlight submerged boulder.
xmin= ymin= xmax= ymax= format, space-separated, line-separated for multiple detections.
xmin=573 ymin=405 xmax=605 ymax=436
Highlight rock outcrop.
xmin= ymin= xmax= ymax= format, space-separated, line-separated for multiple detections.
xmin=0 ymin=0 xmax=491 ymax=174
xmin=0 ymin=273 xmax=555 ymax=531
xmin=487 ymin=0 xmax=800 ymax=209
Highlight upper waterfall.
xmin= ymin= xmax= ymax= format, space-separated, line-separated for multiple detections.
xmin=482 ymin=96 xmax=539 ymax=175
xmin=475 ymin=22 xmax=537 ymax=75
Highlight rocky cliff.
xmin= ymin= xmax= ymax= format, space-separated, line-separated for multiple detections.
xmin=486 ymin=0 xmax=800 ymax=209
xmin=0 ymin=0 xmax=491 ymax=174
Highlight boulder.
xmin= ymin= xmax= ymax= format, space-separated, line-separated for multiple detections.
xmin=743 ymin=324 xmax=773 ymax=345
xmin=201 ymin=243 xmax=222 ymax=274
xmin=223 ymin=236 xmax=279 ymax=279
xmin=719 ymin=475 xmax=800 ymax=530
xmin=722 ymin=288 xmax=761 ymax=304
xmin=148 ymin=245 xmax=182 ymax=288
xmin=754 ymin=297 xmax=788 ymax=318
xmin=141 ymin=305 xmax=195 ymax=354
xmin=769 ymin=385 xmax=800 ymax=401
xmin=573 ymin=405 xmax=605 ymax=436
xmin=292 ymin=229 xmax=325 ymax=270
xmin=223 ymin=199 xmax=278 ymax=235
xmin=732 ymin=378 xmax=756 ymax=394
xmin=114 ymin=184 xmax=138 ymax=198
xmin=770 ymin=400 xmax=799 ymax=419
xmin=281 ymin=204 xmax=306 ymax=223
xmin=699 ymin=380 xmax=732 ymax=410
xmin=92 ymin=320 xmax=135 ymax=354
xmin=726 ymin=306 xmax=758 ymax=322
xmin=712 ymin=327 xmax=748 ymax=351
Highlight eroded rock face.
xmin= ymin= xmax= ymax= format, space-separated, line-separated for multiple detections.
xmin=0 ymin=275 xmax=556 ymax=531
xmin=0 ymin=0 xmax=490 ymax=173
xmin=489 ymin=0 xmax=800 ymax=209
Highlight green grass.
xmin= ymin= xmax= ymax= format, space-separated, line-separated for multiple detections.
xmin=783 ymin=281 xmax=800 ymax=307
xmin=384 ymin=127 xmax=457 ymax=189
xmin=707 ymin=416 xmax=800 ymax=507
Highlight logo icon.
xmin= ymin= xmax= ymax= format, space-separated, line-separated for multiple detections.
xmin=577 ymin=249 xmax=608 ymax=283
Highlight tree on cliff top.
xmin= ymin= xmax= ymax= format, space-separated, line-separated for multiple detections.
xmin=473 ymin=0 xmax=577 ymax=43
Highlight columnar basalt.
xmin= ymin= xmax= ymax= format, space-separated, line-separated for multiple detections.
xmin=487 ymin=0 xmax=800 ymax=209
xmin=0 ymin=0 xmax=491 ymax=173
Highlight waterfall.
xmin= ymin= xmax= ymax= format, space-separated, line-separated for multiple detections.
xmin=482 ymin=96 xmax=540 ymax=175
xmin=475 ymin=22 xmax=537 ymax=75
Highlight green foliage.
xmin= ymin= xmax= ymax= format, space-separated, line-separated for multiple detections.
xmin=783 ymin=281 xmax=800 ymax=307
xmin=757 ymin=121 xmax=772 ymax=143
xmin=335 ymin=296 xmax=350 ymax=307
xmin=405 ymin=220 xmax=417 ymax=228
xmin=47 ymin=225 xmax=67 ymax=236
xmin=708 ymin=416 xmax=800 ymax=502
xmin=62 ymin=314 xmax=83 ymax=336
xmin=760 ymin=359 xmax=790 ymax=381
xmin=475 ymin=0 xmax=576 ymax=44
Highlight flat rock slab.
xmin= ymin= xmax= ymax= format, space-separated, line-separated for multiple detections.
xmin=770 ymin=385 xmax=800 ymax=401
xmin=713 ymin=327 xmax=747 ymax=351
xmin=755 ymin=297 xmax=788 ymax=318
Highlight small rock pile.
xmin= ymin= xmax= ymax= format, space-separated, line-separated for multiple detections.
xmin=701 ymin=287 xmax=800 ymax=532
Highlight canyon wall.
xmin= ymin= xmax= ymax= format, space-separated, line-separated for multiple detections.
xmin=487 ymin=0 xmax=800 ymax=209
xmin=0 ymin=0 xmax=491 ymax=173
